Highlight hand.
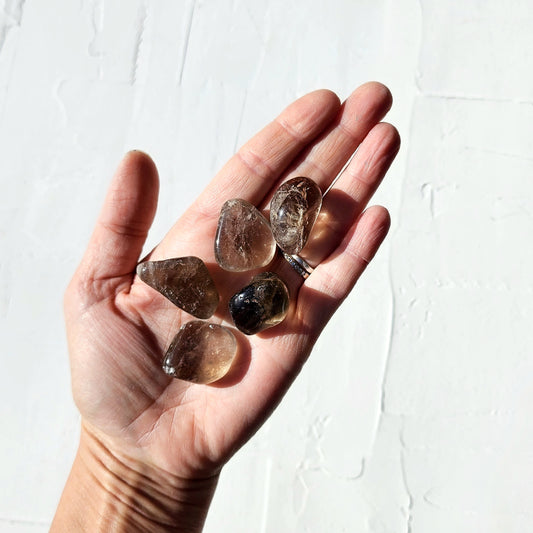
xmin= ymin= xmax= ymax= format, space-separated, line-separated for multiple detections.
xmin=53 ymin=83 xmax=400 ymax=532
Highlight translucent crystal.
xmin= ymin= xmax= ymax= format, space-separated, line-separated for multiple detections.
xmin=136 ymin=257 xmax=219 ymax=319
xmin=215 ymin=199 xmax=276 ymax=272
xmin=163 ymin=321 xmax=237 ymax=384
xmin=270 ymin=177 xmax=322 ymax=254
xmin=229 ymin=272 xmax=289 ymax=335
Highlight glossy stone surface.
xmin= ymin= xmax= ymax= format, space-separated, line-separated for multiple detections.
xmin=229 ymin=272 xmax=289 ymax=335
xmin=136 ymin=257 xmax=219 ymax=319
xmin=215 ymin=199 xmax=276 ymax=272
xmin=162 ymin=321 xmax=237 ymax=384
xmin=270 ymin=177 xmax=322 ymax=254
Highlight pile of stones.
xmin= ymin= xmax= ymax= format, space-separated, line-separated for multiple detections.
xmin=137 ymin=177 xmax=322 ymax=383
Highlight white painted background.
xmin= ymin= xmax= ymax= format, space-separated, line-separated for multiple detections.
xmin=1 ymin=1 xmax=532 ymax=531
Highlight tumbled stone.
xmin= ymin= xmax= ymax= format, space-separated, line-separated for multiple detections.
xmin=215 ymin=199 xmax=276 ymax=272
xmin=270 ymin=177 xmax=322 ymax=254
xmin=229 ymin=272 xmax=289 ymax=335
xmin=136 ymin=257 xmax=219 ymax=319
xmin=162 ymin=321 xmax=237 ymax=384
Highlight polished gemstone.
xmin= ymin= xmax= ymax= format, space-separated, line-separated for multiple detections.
xmin=162 ymin=321 xmax=237 ymax=384
xmin=136 ymin=257 xmax=219 ymax=319
xmin=229 ymin=272 xmax=289 ymax=335
xmin=270 ymin=177 xmax=322 ymax=254
xmin=215 ymin=199 xmax=276 ymax=272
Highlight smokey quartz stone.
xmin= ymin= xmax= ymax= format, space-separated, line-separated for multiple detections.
xmin=270 ymin=177 xmax=322 ymax=254
xmin=215 ymin=199 xmax=276 ymax=272
xmin=163 ymin=321 xmax=237 ymax=384
xmin=136 ymin=257 xmax=219 ymax=319
xmin=229 ymin=272 xmax=289 ymax=335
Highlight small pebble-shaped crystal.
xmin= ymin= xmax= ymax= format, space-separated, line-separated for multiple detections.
xmin=270 ymin=177 xmax=322 ymax=254
xmin=162 ymin=321 xmax=237 ymax=384
xmin=229 ymin=272 xmax=289 ymax=335
xmin=137 ymin=257 xmax=219 ymax=319
xmin=215 ymin=199 xmax=276 ymax=272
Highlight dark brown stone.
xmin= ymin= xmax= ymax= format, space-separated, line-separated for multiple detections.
xmin=136 ymin=257 xmax=219 ymax=319
xmin=229 ymin=272 xmax=289 ymax=335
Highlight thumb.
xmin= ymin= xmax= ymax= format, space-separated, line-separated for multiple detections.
xmin=77 ymin=151 xmax=159 ymax=298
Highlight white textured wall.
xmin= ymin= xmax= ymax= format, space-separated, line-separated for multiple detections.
xmin=1 ymin=1 xmax=532 ymax=531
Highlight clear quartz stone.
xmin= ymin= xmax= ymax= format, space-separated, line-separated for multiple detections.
xmin=215 ymin=199 xmax=276 ymax=272
xmin=270 ymin=177 xmax=322 ymax=254
xmin=163 ymin=321 xmax=237 ymax=384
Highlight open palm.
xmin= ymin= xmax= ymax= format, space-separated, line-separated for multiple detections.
xmin=65 ymin=83 xmax=400 ymax=486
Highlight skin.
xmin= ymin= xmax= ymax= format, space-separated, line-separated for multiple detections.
xmin=52 ymin=82 xmax=400 ymax=532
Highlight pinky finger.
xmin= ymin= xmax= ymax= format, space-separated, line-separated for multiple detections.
xmin=296 ymin=205 xmax=391 ymax=333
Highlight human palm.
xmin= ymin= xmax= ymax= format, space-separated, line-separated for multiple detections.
xmin=64 ymin=83 xmax=400 ymax=485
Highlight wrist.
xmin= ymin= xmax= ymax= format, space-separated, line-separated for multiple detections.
xmin=51 ymin=423 xmax=219 ymax=532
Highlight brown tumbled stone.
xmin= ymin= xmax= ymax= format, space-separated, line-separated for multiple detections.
xmin=136 ymin=257 xmax=219 ymax=319
xmin=162 ymin=321 xmax=237 ymax=384
xmin=215 ymin=199 xmax=276 ymax=272
xmin=270 ymin=177 xmax=322 ymax=254
xmin=229 ymin=272 xmax=289 ymax=335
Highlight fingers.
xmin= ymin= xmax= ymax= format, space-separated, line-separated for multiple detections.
xmin=297 ymin=205 xmax=391 ymax=333
xmin=301 ymin=121 xmax=400 ymax=266
xmin=330 ymin=122 xmax=401 ymax=206
xmin=78 ymin=151 xmax=159 ymax=291
xmin=191 ymin=89 xmax=341 ymax=220
xmin=277 ymin=82 xmax=393 ymax=197
xmin=269 ymin=119 xmax=399 ymax=337
xmin=163 ymin=83 xmax=392 ymax=258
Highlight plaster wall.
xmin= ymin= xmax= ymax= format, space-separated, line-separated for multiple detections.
xmin=1 ymin=1 xmax=532 ymax=531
